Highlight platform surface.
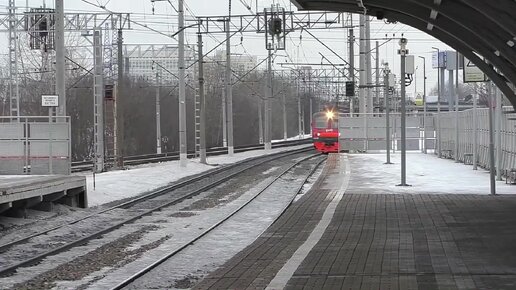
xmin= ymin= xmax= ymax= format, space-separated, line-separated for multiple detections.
xmin=194 ymin=153 xmax=516 ymax=290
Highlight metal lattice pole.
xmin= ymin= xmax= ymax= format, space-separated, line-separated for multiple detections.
xmin=178 ymin=0 xmax=187 ymax=167
xmin=198 ymin=33 xmax=207 ymax=164
xmin=93 ymin=28 xmax=105 ymax=172
xmin=55 ymin=0 xmax=65 ymax=117
xmin=226 ymin=17 xmax=234 ymax=156
xmin=155 ymin=69 xmax=162 ymax=154
xmin=8 ymin=0 xmax=19 ymax=119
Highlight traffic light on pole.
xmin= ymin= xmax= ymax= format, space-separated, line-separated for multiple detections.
xmin=345 ymin=81 xmax=354 ymax=97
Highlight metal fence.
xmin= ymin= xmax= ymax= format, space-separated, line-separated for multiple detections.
xmin=338 ymin=113 xmax=436 ymax=152
xmin=0 ymin=116 xmax=71 ymax=175
xmin=437 ymin=107 xmax=516 ymax=172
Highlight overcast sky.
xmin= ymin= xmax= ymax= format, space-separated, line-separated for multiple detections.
xmin=2 ymin=0 xmax=456 ymax=98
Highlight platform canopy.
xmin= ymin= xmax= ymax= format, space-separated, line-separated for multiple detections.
xmin=291 ymin=0 xmax=516 ymax=108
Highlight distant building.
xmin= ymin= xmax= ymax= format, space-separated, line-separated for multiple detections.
xmin=214 ymin=50 xmax=257 ymax=75
xmin=124 ymin=45 xmax=194 ymax=84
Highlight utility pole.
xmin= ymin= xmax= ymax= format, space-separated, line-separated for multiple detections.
xmin=258 ymin=98 xmax=264 ymax=143
xmin=282 ymin=91 xmax=287 ymax=140
xmin=55 ymin=0 xmax=66 ymax=117
xmin=309 ymin=72 xmax=313 ymax=134
xmin=365 ymin=16 xmax=373 ymax=115
xmin=432 ymin=47 xmax=442 ymax=158
xmin=495 ymin=86 xmax=502 ymax=180
xmin=265 ymin=49 xmax=272 ymax=150
xmin=116 ymin=29 xmax=124 ymax=168
xmin=418 ymin=56 xmax=427 ymax=154
xmin=348 ymin=28 xmax=354 ymax=115
xmin=297 ymin=75 xmax=302 ymax=138
xmin=226 ymin=16 xmax=234 ymax=156
xmin=473 ymin=84 xmax=478 ymax=170
xmin=222 ymin=86 xmax=227 ymax=147
xmin=155 ymin=69 xmax=162 ymax=154
xmin=93 ymin=28 xmax=104 ymax=172
xmin=8 ymin=0 xmax=19 ymax=119
xmin=384 ymin=63 xmax=392 ymax=164
xmin=375 ymin=41 xmax=379 ymax=114
xmin=198 ymin=33 xmax=207 ymax=164
xmin=398 ymin=38 xmax=409 ymax=186
xmin=454 ymin=51 xmax=459 ymax=162
xmin=359 ymin=15 xmax=367 ymax=150
xmin=178 ymin=0 xmax=187 ymax=167
xmin=487 ymin=81 xmax=496 ymax=195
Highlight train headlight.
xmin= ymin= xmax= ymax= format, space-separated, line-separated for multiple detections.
xmin=326 ymin=111 xmax=334 ymax=119
xmin=317 ymin=132 xmax=321 ymax=137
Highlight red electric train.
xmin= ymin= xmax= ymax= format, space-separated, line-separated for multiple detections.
xmin=312 ymin=111 xmax=339 ymax=153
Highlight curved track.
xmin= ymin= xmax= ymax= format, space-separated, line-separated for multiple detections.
xmin=111 ymin=153 xmax=326 ymax=290
xmin=0 ymin=147 xmax=313 ymax=277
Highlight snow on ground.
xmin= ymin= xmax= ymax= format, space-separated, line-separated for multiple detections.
xmin=348 ymin=152 xmax=516 ymax=195
xmin=79 ymin=144 xmax=310 ymax=207
xmin=272 ymin=134 xmax=311 ymax=142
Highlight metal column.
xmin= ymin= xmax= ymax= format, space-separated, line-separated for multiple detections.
xmin=116 ymin=29 xmax=124 ymax=168
xmin=93 ymin=29 xmax=104 ymax=172
xmin=495 ymin=86 xmax=502 ymax=180
xmin=282 ymin=92 xmax=287 ymax=140
xmin=155 ymin=70 xmax=162 ymax=154
xmin=198 ymin=33 xmax=207 ymax=164
xmin=259 ymin=98 xmax=264 ymax=143
xmin=384 ymin=64 xmax=392 ymax=164
xmin=265 ymin=49 xmax=272 ymax=150
xmin=375 ymin=41 xmax=380 ymax=114
xmin=398 ymin=39 xmax=408 ymax=186
xmin=419 ymin=56 xmax=427 ymax=154
xmin=473 ymin=87 xmax=478 ymax=170
xmin=348 ymin=28 xmax=355 ymax=115
xmin=222 ymin=86 xmax=227 ymax=147
xmin=55 ymin=0 xmax=66 ymax=117
xmin=438 ymin=67 xmax=445 ymax=158
xmin=487 ymin=81 xmax=496 ymax=195
xmin=8 ymin=0 xmax=19 ymax=119
xmin=178 ymin=0 xmax=187 ymax=166
xmin=226 ymin=17 xmax=234 ymax=156
xmin=297 ymin=78 xmax=302 ymax=138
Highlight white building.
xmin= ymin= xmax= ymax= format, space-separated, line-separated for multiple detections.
xmin=214 ymin=50 xmax=257 ymax=75
xmin=125 ymin=45 xmax=194 ymax=84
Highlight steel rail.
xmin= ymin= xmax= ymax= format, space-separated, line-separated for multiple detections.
xmin=110 ymin=153 xmax=325 ymax=290
xmin=0 ymin=147 xmax=313 ymax=277
xmin=71 ymin=139 xmax=311 ymax=172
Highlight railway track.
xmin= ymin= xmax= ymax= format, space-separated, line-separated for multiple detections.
xmin=111 ymin=152 xmax=326 ymax=289
xmin=71 ymin=139 xmax=311 ymax=172
xmin=0 ymin=147 xmax=314 ymax=280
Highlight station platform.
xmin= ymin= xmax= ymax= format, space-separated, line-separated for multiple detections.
xmin=0 ymin=175 xmax=87 ymax=216
xmin=195 ymin=153 xmax=516 ymax=290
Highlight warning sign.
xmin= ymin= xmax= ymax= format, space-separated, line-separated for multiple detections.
xmin=463 ymin=57 xmax=487 ymax=83
xmin=42 ymin=95 xmax=59 ymax=107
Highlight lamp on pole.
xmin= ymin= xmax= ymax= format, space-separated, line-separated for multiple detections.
xmin=432 ymin=47 xmax=442 ymax=158
xmin=398 ymin=37 xmax=409 ymax=187
xmin=418 ymin=55 xmax=427 ymax=154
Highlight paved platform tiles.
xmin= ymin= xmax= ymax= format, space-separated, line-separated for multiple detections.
xmin=195 ymin=154 xmax=516 ymax=290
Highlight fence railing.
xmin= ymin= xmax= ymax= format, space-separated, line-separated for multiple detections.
xmin=338 ymin=112 xmax=436 ymax=152
xmin=437 ymin=107 xmax=516 ymax=173
xmin=0 ymin=116 xmax=71 ymax=175
xmin=71 ymin=138 xmax=312 ymax=172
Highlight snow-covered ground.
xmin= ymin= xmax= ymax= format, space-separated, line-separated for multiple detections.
xmin=79 ymin=144 xmax=310 ymax=207
xmin=348 ymin=152 xmax=516 ymax=195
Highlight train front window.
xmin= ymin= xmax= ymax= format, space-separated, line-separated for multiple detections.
xmin=314 ymin=118 xmax=338 ymax=129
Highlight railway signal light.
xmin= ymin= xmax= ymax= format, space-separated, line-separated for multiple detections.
xmin=345 ymin=81 xmax=354 ymax=96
